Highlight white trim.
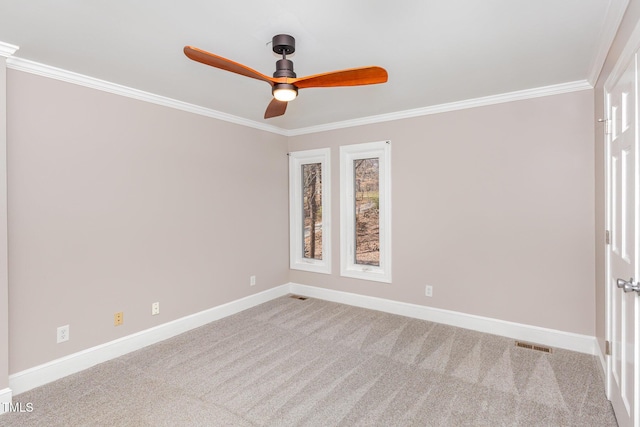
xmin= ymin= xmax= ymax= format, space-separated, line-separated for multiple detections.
xmin=5 ymin=57 xmax=288 ymax=136
xmin=6 ymin=282 xmax=598 ymax=396
xmin=0 ymin=39 xmax=16 ymax=419
xmin=587 ymin=0 xmax=630 ymax=85
xmin=0 ymin=42 xmax=18 ymax=58
xmin=605 ymin=17 xmax=640 ymax=92
xmin=605 ymin=84 xmax=621 ymax=410
xmin=340 ymin=141 xmax=392 ymax=283
xmin=3 ymin=54 xmax=593 ymax=137
xmin=288 ymin=283 xmax=597 ymax=355
xmin=597 ymin=339 xmax=608 ymax=381
xmin=8 ymin=285 xmax=290 ymax=395
xmin=287 ymin=81 xmax=593 ymax=136
xmin=0 ymin=388 xmax=11 ymax=415
xmin=604 ymin=89 xmax=614 ymax=402
xmin=602 ymin=16 xmax=640 ymax=427
xmin=289 ymin=148 xmax=331 ymax=274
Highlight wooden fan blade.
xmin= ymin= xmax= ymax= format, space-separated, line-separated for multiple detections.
xmin=184 ymin=46 xmax=276 ymax=85
xmin=264 ymin=98 xmax=289 ymax=119
xmin=293 ymin=66 xmax=388 ymax=89
xmin=264 ymin=98 xmax=288 ymax=119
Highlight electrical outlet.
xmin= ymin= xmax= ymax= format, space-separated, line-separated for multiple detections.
xmin=425 ymin=285 xmax=433 ymax=297
xmin=152 ymin=302 xmax=160 ymax=315
xmin=57 ymin=325 xmax=69 ymax=343
xmin=250 ymin=275 xmax=256 ymax=286
xmin=114 ymin=311 xmax=124 ymax=326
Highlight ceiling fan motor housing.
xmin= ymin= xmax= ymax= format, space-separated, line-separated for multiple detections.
xmin=274 ymin=59 xmax=296 ymax=78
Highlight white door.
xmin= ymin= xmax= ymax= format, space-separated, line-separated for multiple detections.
xmin=607 ymin=51 xmax=639 ymax=427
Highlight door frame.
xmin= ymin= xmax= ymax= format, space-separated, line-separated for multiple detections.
xmin=604 ymin=19 xmax=640 ymax=427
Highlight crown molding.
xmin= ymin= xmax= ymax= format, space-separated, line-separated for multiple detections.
xmin=6 ymin=55 xmax=592 ymax=137
xmin=587 ymin=0 xmax=630 ymax=85
xmin=0 ymin=42 xmax=19 ymax=58
xmin=5 ymin=57 xmax=288 ymax=136
xmin=285 ymin=80 xmax=593 ymax=136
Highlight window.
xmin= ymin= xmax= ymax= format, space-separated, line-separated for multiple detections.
xmin=340 ymin=141 xmax=391 ymax=282
xmin=289 ymin=148 xmax=331 ymax=274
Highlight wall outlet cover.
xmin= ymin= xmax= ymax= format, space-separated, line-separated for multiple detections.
xmin=114 ymin=312 xmax=124 ymax=326
xmin=57 ymin=325 xmax=69 ymax=343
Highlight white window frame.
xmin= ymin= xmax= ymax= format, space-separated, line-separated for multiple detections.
xmin=340 ymin=140 xmax=391 ymax=283
xmin=289 ymin=148 xmax=331 ymax=274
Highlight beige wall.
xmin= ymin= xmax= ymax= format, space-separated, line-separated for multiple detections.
xmin=5 ymin=64 xmax=598 ymax=376
xmin=6 ymin=70 xmax=289 ymax=373
xmin=290 ymin=90 xmax=596 ymax=335
xmin=594 ymin=0 xmax=640 ymax=356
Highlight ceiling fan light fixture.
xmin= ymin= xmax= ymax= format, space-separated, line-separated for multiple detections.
xmin=273 ymin=83 xmax=298 ymax=102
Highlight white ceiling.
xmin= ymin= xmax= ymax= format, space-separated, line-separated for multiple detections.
xmin=0 ymin=0 xmax=626 ymax=132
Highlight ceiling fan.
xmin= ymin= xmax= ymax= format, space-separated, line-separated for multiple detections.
xmin=184 ymin=34 xmax=388 ymax=119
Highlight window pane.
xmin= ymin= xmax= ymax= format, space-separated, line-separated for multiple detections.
xmin=353 ymin=158 xmax=379 ymax=266
xmin=302 ymin=163 xmax=322 ymax=260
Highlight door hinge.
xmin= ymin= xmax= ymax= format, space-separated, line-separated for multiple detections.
xmin=606 ymin=230 xmax=611 ymax=245
xmin=606 ymin=340 xmax=611 ymax=356
xmin=599 ymin=118 xmax=611 ymax=135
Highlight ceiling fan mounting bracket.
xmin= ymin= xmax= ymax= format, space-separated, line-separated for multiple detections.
xmin=272 ymin=34 xmax=295 ymax=56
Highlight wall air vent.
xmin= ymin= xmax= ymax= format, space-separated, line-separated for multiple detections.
xmin=515 ymin=341 xmax=553 ymax=353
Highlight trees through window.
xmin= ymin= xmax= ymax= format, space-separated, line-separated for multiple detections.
xmin=340 ymin=141 xmax=391 ymax=283
xmin=302 ymin=163 xmax=322 ymax=260
xmin=289 ymin=149 xmax=331 ymax=274
xmin=354 ymin=158 xmax=380 ymax=266
xmin=289 ymin=141 xmax=390 ymax=283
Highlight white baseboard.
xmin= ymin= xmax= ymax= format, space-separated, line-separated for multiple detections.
xmin=9 ymin=285 xmax=290 ymax=395
xmin=9 ymin=281 xmax=598 ymax=396
xmin=596 ymin=339 xmax=608 ymax=376
xmin=288 ymin=283 xmax=597 ymax=355
xmin=0 ymin=387 xmax=11 ymax=414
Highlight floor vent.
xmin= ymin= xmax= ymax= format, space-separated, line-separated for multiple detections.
xmin=515 ymin=341 xmax=553 ymax=353
xmin=289 ymin=295 xmax=308 ymax=301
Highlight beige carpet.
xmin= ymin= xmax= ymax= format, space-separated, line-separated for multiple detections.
xmin=2 ymin=296 xmax=617 ymax=426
